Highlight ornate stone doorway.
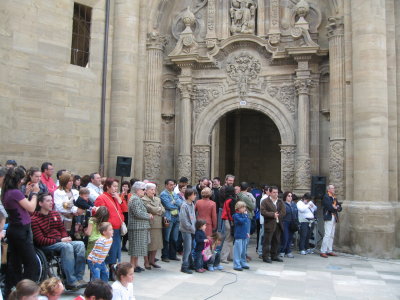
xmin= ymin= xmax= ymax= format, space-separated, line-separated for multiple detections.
xmin=212 ymin=109 xmax=281 ymax=186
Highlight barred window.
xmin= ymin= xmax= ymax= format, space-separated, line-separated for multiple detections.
xmin=70 ymin=3 xmax=92 ymax=67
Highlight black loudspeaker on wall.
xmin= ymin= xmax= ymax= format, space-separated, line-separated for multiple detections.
xmin=311 ymin=176 xmax=326 ymax=199
xmin=116 ymin=156 xmax=132 ymax=177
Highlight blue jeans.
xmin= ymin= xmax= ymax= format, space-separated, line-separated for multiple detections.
xmin=233 ymin=238 xmax=248 ymax=269
xmin=87 ymin=260 xmax=109 ymax=282
xmin=162 ymin=216 xmax=180 ymax=259
xmin=244 ymin=217 xmax=251 ymax=255
xmin=42 ymin=241 xmax=85 ymax=285
xmin=105 ymin=229 xmax=121 ymax=264
xmin=181 ymin=232 xmax=193 ymax=270
xmin=217 ymin=208 xmax=224 ymax=233
xmin=258 ymin=224 xmax=264 ymax=255
xmin=280 ymin=221 xmax=294 ymax=254
xmin=299 ymin=222 xmax=311 ymax=251
xmin=207 ymin=251 xmax=221 ymax=267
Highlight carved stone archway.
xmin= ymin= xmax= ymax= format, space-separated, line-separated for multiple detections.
xmin=192 ymin=93 xmax=296 ymax=190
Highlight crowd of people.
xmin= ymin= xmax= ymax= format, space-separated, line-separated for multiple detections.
xmin=0 ymin=159 xmax=342 ymax=299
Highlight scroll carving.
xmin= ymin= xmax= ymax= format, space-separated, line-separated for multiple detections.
xmin=177 ymin=155 xmax=192 ymax=183
xmin=143 ymin=142 xmax=161 ymax=181
xmin=192 ymin=85 xmax=222 ymax=118
xmin=230 ymin=0 xmax=257 ymax=35
xmin=193 ymin=145 xmax=211 ymax=181
xmin=267 ymin=84 xmax=296 ymax=114
xmin=329 ymin=139 xmax=345 ymax=198
xmin=280 ymin=145 xmax=296 ymax=192
xmin=226 ymin=53 xmax=261 ymax=99
xmin=294 ymin=156 xmax=311 ymax=191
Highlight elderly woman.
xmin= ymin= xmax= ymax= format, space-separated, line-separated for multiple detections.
xmin=21 ymin=167 xmax=48 ymax=200
xmin=195 ymin=187 xmax=217 ymax=237
xmin=54 ymin=172 xmax=80 ymax=232
xmin=142 ymin=183 xmax=165 ymax=269
xmin=129 ymin=181 xmax=153 ymax=273
xmin=94 ymin=178 xmax=124 ymax=279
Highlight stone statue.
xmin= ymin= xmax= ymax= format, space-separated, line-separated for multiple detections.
xmin=230 ymin=0 xmax=257 ymax=35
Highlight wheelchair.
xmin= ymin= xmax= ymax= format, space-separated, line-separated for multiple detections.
xmin=35 ymin=247 xmax=66 ymax=284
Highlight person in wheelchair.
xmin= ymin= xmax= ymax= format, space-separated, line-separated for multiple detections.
xmin=31 ymin=193 xmax=87 ymax=291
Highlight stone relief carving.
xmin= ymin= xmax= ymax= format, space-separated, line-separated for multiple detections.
xmin=143 ymin=142 xmax=161 ymax=181
xmin=280 ymin=145 xmax=296 ymax=192
xmin=282 ymin=0 xmax=322 ymax=34
xmin=192 ymin=85 xmax=222 ymax=119
xmin=294 ymin=156 xmax=311 ymax=191
xmin=230 ymin=0 xmax=257 ymax=35
xmin=193 ymin=145 xmax=211 ymax=181
xmin=169 ymin=8 xmax=199 ymax=56
xmin=294 ymin=78 xmax=313 ymax=95
xmin=267 ymin=84 xmax=296 ymax=114
xmin=177 ymin=154 xmax=192 ymax=182
xmin=226 ymin=53 xmax=261 ymax=99
xmin=268 ymin=0 xmax=281 ymax=45
xmin=147 ymin=31 xmax=168 ymax=50
xmin=329 ymin=139 xmax=345 ymax=198
xmin=171 ymin=0 xmax=207 ymax=41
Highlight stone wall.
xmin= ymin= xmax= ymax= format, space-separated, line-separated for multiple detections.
xmin=0 ymin=0 xmax=114 ymax=176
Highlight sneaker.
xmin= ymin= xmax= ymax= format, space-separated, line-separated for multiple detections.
xmin=221 ymin=260 xmax=229 ymax=264
xmin=242 ymin=265 xmax=250 ymax=269
xmin=300 ymin=250 xmax=307 ymax=255
xmin=215 ymin=265 xmax=224 ymax=270
xmin=77 ymin=280 xmax=88 ymax=288
xmin=181 ymin=268 xmax=193 ymax=274
xmin=286 ymin=253 xmax=294 ymax=258
xmin=279 ymin=252 xmax=285 ymax=258
xmin=65 ymin=282 xmax=80 ymax=291
xmin=196 ymin=268 xmax=206 ymax=273
xmin=306 ymin=249 xmax=314 ymax=254
xmin=208 ymin=266 xmax=215 ymax=271
xmin=234 ymin=267 xmax=243 ymax=271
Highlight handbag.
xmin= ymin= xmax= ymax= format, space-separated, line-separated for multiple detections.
xmin=202 ymin=241 xmax=213 ymax=261
xmin=108 ymin=194 xmax=127 ymax=236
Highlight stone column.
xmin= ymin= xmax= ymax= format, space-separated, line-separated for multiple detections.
xmin=193 ymin=145 xmax=211 ymax=182
xmin=348 ymin=0 xmax=394 ymax=258
xmin=280 ymin=144 xmax=296 ymax=192
xmin=268 ymin=0 xmax=281 ymax=45
xmin=177 ymin=68 xmax=193 ymax=182
xmin=327 ymin=17 xmax=346 ymax=199
xmin=293 ymin=57 xmax=312 ymax=194
xmin=143 ymin=32 xmax=167 ymax=182
xmin=108 ymin=0 xmax=140 ymax=176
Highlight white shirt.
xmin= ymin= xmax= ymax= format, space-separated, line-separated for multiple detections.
xmin=53 ymin=188 xmax=79 ymax=221
xmin=297 ymin=200 xmax=317 ymax=222
xmin=112 ymin=281 xmax=135 ymax=300
xmin=87 ymin=182 xmax=103 ymax=204
xmin=259 ymin=195 xmax=268 ymax=225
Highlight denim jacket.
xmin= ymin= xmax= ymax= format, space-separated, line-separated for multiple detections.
xmin=160 ymin=189 xmax=183 ymax=221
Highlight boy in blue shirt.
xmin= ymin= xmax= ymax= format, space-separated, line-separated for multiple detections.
xmin=232 ymin=201 xmax=250 ymax=271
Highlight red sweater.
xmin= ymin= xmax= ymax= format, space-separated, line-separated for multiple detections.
xmin=95 ymin=192 xmax=124 ymax=229
xmin=221 ymin=198 xmax=233 ymax=221
xmin=31 ymin=210 xmax=69 ymax=247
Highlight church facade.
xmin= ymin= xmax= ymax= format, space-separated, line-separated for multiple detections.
xmin=0 ymin=0 xmax=399 ymax=258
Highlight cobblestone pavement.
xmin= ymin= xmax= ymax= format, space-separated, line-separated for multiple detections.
xmin=61 ymin=241 xmax=400 ymax=300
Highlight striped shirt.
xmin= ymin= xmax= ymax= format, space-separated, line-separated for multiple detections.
xmin=31 ymin=210 xmax=68 ymax=247
xmin=87 ymin=236 xmax=113 ymax=264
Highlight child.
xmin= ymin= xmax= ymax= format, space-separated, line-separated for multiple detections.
xmin=85 ymin=206 xmax=110 ymax=257
xmin=232 ymin=201 xmax=250 ymax=271
xmin=112 ymin=262 xmax=135 ymax=300
xmin=8 ymin=279 xmax=40 ymax=300
xmin=87 ymin=222 xmax=114 ymax=282
xmin=179 ymin=188 xmax=196 ymax=274
xmin=206 ymin=232 xmax=224 ymax=271
xmin=74 ymin=187 xmax=93 ymax=240
xmin=38 ymin=277 xmax=65 ymax=300
xmin=194 ymin=219 xmax=208 ymax=273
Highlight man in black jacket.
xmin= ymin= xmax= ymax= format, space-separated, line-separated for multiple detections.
xmin=320 ymin=184 xmax=342 ymax=258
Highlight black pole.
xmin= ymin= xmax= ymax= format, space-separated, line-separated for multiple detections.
xmin=100 ymin=0 xmax=111 ymax=176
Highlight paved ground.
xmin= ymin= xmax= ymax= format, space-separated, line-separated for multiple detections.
xmin=60 ymin=239 xmax=400 ymax=300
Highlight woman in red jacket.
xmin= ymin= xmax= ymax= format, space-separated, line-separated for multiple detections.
xmin=195 ymin=187 xmax=217 ymax=237
xmin=94 ymin=178 xmax=124 ymax=280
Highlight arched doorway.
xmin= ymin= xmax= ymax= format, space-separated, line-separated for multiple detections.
xmin=212 ymin=109 xmax=281 ymax=186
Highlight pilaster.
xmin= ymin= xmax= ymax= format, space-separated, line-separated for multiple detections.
xmin=193 ymin=145 xmax=211 ymax=182
xmin=143 ymin=32 xmax=167 ymax=181
xmin=280 ymin=144 xmax=296 ymax=192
